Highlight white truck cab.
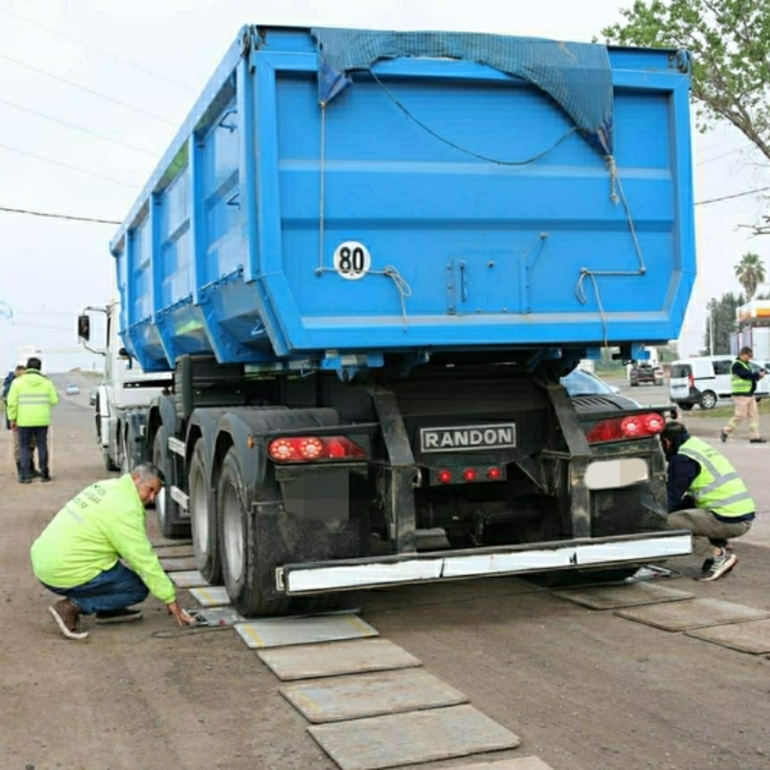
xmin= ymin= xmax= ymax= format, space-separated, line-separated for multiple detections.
xmin=78 ymin=301 xmax=172 ymax=472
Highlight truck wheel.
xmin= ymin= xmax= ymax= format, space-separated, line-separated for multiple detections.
xmin=120 ymin=428 xmax=131 ymax=475
xmin=699 ymin=391 xmax=717 ymax=410
xmin=218 ymin=447 xmax=290 ymax=616
xmin=103 ymin=450 xmax=119 ymax=472
xmin=189 ymin=438 xmax=221 ymax=583
xmin=153 ymin=426 xmax=190 ymax=539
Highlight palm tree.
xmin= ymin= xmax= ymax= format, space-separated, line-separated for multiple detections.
xmin=734 ymin=252 xmax=766 ymax=301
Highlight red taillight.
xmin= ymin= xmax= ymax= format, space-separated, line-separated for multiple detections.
xmin=268 ymin=436 xmax=367 ymax=462
xmin=586 ymin=412 xmax=665 ymax=444
xmin=437 ymin=470 xmax=453 ymax=484
xmin=462 ymin=468 xmax=477 ymax=482
xmin=688 ymin=373 xmax=695 ymax=389
xmin=487 ymin=467 xmax=502 ymax=480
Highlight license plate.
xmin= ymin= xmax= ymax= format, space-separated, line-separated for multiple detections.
xmin=419 ymin=423 xmax=516 ymax=453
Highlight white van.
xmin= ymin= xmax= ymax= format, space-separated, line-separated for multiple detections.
xmin=669 ymin=355 xmax=769 ymax=410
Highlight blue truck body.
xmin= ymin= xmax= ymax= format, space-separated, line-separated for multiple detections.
xmin=103 ymin=27 xmax=697 ymax=615
xmin=111 ymin=26 xmax=695 ymax=375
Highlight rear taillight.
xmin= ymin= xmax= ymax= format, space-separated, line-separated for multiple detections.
xmin=268 ymin=436 xmax=367 ymax=462
xmin=586 ymin=412 xmax=665 ymax=444
xmin=688 ymin=373 xmax=695 ymax=389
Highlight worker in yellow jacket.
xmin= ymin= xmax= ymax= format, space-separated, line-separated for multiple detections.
xmin=6 ymin=356 xmax=58 ymax=483
xmin=30 ymin=463 xmax=195 ymax=640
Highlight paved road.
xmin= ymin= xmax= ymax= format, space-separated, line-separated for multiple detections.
xmin=2 ymin=385 xmax=769 ymax=769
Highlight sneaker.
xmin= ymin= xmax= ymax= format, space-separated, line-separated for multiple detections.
xmin=40 ymin=475 xmax=52 ymax=483
xmin=31 ymin=469 xmax=42 ymax=478
xmin=699 ymin=550 xmax=738 ymax=582
xmin=48 ymin=599 xmax=89 ymax=641
xmin=720 ymin=429 xmax=728 ymax=443
xmin=19 ymin=477 xmax=31 ymax=485
xmin=699 ymin=558 xmax=714 ymax=575
xmin=749 ymin=438 xmax=767 ymax=444
xmin=95 ymin=607 xmax=144 ymax=625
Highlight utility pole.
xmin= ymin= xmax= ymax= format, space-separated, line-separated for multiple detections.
xmin=709 ymin=310 xmax=714 ymax=355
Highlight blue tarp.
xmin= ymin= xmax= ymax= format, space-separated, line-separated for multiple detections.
xmin=311 ymin=28 xmax=614 ymax=155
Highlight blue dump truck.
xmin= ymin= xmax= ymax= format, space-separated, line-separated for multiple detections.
xmin=87 ymin=25 xmax=697 ymax=615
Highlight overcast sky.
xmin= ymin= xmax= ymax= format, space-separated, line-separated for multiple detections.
xmin=0 ymin=0 xmax=767 ymax=372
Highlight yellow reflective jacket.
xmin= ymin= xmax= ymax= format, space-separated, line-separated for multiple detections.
xmin=7 ymin=370 xmax=58 ymax=427
xmin=678 ymin=436 xmax=755 ymax=518
xmin=30 ymin=474 xmax=176 ymax=603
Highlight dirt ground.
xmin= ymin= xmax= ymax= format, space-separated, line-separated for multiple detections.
xmin=1 ymin=380 xmax=770 ymax=770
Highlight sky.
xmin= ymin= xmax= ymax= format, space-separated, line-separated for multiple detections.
xmin=0 ymin=0 xmax=767 ymax=372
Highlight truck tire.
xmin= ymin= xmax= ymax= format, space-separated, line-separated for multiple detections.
xmin=189 ymin=438 xmax=221 ymax=583
xmin=217 ymin=447 xmax=291 ymax=616
xmin=120 ymin=427 xmax=131 ymax=475
xmin=103 ymin=450 xmax=119 ymax=473
xmin=153 ymin=426 xmax=190 ymax=539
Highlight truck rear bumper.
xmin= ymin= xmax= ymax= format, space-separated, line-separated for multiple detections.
xmin=275 ymin=531 xmax=692 ymax=595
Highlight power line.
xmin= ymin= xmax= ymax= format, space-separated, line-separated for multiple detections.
xmin=0 ymin=205 xmax=120 ymax=225
xmin=0 ymin=51 xmax=175 ymax=125
xmin=0 ymin=142 xmax=135 ymax=188
xmin=695 ymin=184 xmax=770 ymax=206
xmin=0 ymin=96 xmax=157 ymax=156
xmin=696 ymin=145 xmax=751 ymax=166
xmin=0 ymin=5 xmax=195 ymax=91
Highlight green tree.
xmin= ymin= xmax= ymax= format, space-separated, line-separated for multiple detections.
xmin=601 ymin=1 xmax=770 ymax=163
xmin=703 ymin=292 xmax=744 ymax=354
xmin=734 ymin=252 xmax=766 ymax=300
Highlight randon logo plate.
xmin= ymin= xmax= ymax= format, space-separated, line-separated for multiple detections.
xmin=420 ymin=424 xmax=516 ymax=453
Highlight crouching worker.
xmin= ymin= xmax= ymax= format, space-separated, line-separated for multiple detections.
xmin=660 ymin=421 xmax=755 ymax=582
xmin=30 ymin=463 xmax=195 ymax=640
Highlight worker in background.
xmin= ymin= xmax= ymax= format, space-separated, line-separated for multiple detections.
xmin=30 ymin=463 xmax=196 ymax=641
xmin=6 ymin=357 xmax=58 ymax=483
xmin=3 ymin=362 xmax=40 ymax=481
xmin=721 ymin=346 xmax=767 ymax=444
xmin=660 ymin=421 xmax=754 ymax=581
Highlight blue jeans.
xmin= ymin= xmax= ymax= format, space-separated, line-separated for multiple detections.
xmin=18 ymin=426 xmax=48 ymax=479
xmin=41 ymin=562 xmax=149 ymax=614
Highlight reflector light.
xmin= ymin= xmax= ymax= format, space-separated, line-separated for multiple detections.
xmin=268 ymin=436 xmax=367 ymax=462
xmin=586 ymin=412 xmax=666 ymax=444
xmin=486 ymin=467 xmax=502 ymax=480
xmin=462 ymin=468 xmax=477 ymax=482
xmin=437 ymin=470 xmax=453 ymax=484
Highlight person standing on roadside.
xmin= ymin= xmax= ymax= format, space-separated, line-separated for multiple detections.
xmin=30 ymin=463 xmax=196 ymax=641
xmin=6 ymin=357 xmax=58 ymax=483
xmin=721 ymin=347 xmax=767 ymax=444
xmin=661 ymin=421 xmax=755 ymax=581
xmin=3 ymin=362 xmax=40 ymax=481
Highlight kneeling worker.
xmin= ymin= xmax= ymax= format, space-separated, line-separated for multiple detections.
xmin=660 ymin=421 xmax=755 ymax=581
xmin=30 ymin=463 xmax=195 ymax=640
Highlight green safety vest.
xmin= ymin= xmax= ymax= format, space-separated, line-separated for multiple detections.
xmin=6 ymin=370 xmax=59 ymax=427
xmin=731 ymin=358 xmax=754 ymax=395
xmin=678 ymin=436 xmax=754 ymax=517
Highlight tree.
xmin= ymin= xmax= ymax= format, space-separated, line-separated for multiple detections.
xmin=703 ymin=292 xmax=743 ymax=355
xmin=734 ymin=252 xmax=766 ymax=300
xmin=601 ymin=1 xmax=770 ymax=234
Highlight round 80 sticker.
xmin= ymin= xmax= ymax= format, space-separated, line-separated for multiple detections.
xmin=333 ymin=241 xmax=371 ymax=280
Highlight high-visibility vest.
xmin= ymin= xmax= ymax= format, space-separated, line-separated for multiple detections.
xmin=6 ymin=371 xmax=59 ymax=427
xmin=678 ymin=436 xmax=754 ymax=517
xmin=731 ymin=359 xmax=754 ymax=395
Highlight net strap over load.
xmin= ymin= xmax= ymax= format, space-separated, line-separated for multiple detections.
xmin=311 ymin=28 xmax=614 ymax=155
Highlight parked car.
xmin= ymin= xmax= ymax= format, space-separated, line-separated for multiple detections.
xmin=561 ymin=368 xmax=641 ymax=408
xmin=65 ymin=383 xmax=80 ymax=396
xmin=629 ymin=363 xmax=664 ymax=387
xmin=669 ymin=355 xmax=770 ymax=410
